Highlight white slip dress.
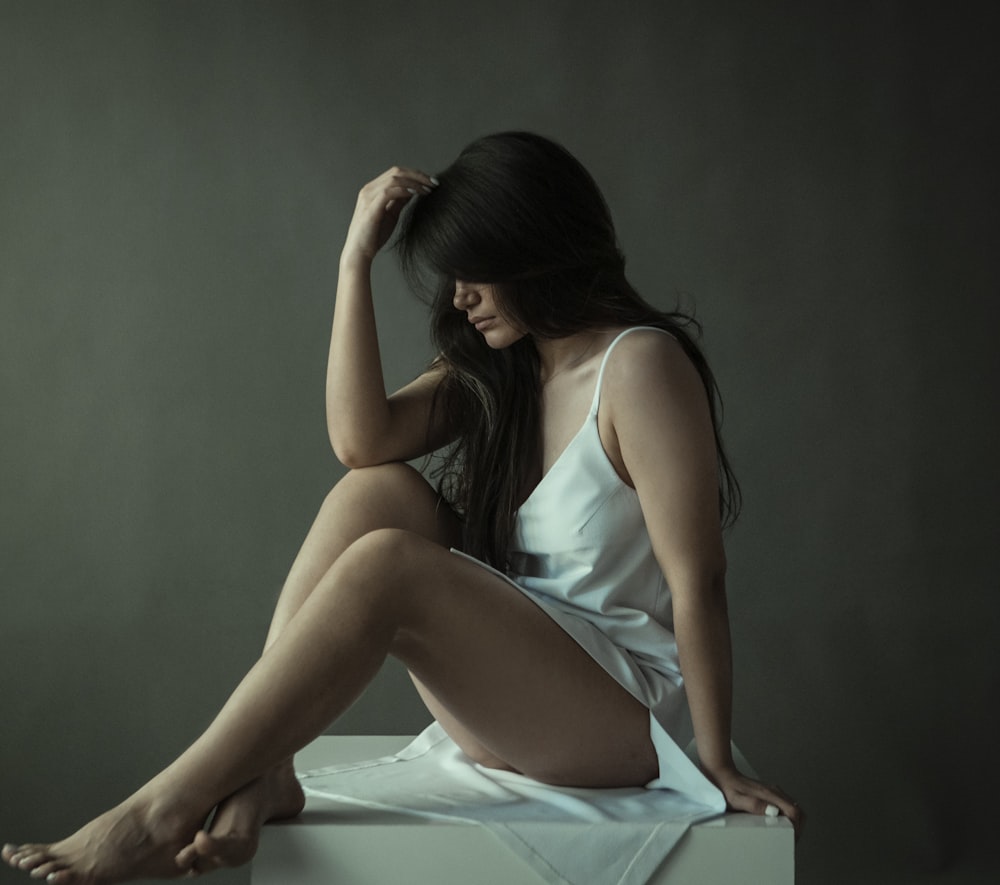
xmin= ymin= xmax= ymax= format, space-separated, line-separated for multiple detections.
xmin=451 ymin=325 xmax=724 ymax=807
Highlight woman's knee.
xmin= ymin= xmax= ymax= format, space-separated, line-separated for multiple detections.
xmin=332 ymin=527 xmax=438 ymax=610
xmin=322 ymin=464 xmax=460 ymax=545
xmin=327 ymin=462 xmax=424 ymax=506
xmin=336 ymin=527 xmax=477 ymax=655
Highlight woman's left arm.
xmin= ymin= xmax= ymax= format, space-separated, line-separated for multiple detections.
xmin=605 ymin=332 xmax=803 ymax=836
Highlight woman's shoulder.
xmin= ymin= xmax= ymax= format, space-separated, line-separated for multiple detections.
xmin=601 ymin=327 xmax=704 ymax=403
xmin=604 ymin=326 xmax=689 ymax=371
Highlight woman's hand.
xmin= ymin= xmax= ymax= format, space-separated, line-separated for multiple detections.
xmin=341 ymin=166 xmax=437 ymax=267
xmin=706 ymin=764 xmax=805 ymax=839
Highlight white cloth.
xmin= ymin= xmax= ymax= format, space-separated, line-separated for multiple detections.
xmin=298 ymin=723 xmax=724 ymax=885
xmin=456 ymin=326 xmax=725 ymax=807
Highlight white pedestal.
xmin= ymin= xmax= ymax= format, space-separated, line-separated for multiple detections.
xmin=253 ymin=736 xmax=794 ymax=885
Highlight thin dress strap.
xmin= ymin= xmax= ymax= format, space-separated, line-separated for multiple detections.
xmin=589 ymin=326 xmax=672 ymax=414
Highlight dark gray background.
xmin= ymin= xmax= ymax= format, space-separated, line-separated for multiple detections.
xmin=2 ymin=2 xmax=997 ymax=884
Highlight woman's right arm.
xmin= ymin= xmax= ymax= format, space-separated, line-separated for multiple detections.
xmin=326 ymin=167 xmax=448 ymax=467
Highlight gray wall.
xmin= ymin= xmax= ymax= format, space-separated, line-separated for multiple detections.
xmin=1 ymin=2 xmax=996 ymax=884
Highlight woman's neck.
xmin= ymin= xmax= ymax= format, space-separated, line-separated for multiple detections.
xmin=534 ymin=329 xmax=620 ymax=384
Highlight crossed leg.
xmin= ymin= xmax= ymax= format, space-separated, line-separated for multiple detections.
xmin=2 ymin=464 xmax=656 ymax=884
xmin=181 ymin=462 xmax=469 ymax=871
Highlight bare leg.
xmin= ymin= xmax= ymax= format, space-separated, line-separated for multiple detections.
xmin=180 ymin=464 xmax=462 ymax=871
xmin=3 ymin=468 xmax=655 ymax=883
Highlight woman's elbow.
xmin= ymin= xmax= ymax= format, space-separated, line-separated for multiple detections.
xmin=333 ymin=447 xmax=367 ymax=470
xmin=328 ymin=430 xmax=378 ymax=469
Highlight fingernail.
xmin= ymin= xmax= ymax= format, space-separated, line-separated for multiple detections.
xmin=421 ymin=185 xmax=432 ymax=194
xmin=764 ymin=803 xmax=780 ymax=817
xmin=406 ymin=187 xmax=417 ymax=195
xmin=429 ymin=176 xmax=440 ymax=186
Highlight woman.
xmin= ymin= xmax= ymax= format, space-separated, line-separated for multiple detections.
xmin=3 ymin=132 xmax=801 ymax=884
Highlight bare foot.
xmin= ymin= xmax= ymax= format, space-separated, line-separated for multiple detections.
xmin=2 ymin=793 xmax=203 ymax=884
xmin=174 ymin=762 xmax=305 ymax=874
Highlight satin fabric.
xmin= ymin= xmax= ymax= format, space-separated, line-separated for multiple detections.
xmin=456 ymin=326 xmax=725 ymax=807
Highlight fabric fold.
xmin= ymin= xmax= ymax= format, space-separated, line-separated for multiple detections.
xmin=298 ymin=723 xmax=724 ymax=885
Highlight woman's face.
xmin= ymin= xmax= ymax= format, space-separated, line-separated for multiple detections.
xmin=453 ymin=281 xmax=526 ymax=349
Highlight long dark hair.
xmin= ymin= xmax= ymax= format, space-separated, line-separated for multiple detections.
xmin=397 ymin=132 xmax=740 ymax=568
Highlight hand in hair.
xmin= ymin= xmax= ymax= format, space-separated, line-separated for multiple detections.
xmin=342 ymin=167 xmax=438 ymax=266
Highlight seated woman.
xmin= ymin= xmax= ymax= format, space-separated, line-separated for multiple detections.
xmin=3 ymin=131 xmax=802 ymax=884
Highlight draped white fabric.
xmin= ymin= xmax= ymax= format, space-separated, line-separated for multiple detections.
xmin=298 ymin=723 xmax=724 ymax=885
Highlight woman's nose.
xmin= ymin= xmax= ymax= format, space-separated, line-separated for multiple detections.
xmin=453 ymin=283 xmax=480 ymax=310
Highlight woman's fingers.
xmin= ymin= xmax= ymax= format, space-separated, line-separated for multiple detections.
xmin=381 ymin=165 xmax=438 ymax=190
xmin=343 ymin=167 xmax=438 ymax=262
xmin=759 ymin=782 xmax=803 ymax=831
xmin=718 ymin=773 xmax=805 ymax=840
xmin=366 ymin=167 xmax=437 ymax=208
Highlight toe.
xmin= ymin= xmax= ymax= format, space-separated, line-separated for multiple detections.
xmin=18 ymin=850 xmax=49 ymax=871
xmin=193 ymin=831 xmax=253 ymax=871
xmin=194 ymin=855 xmax=223 ymax=874
xmin=5 ymin=847 xmax=26 ymax=867
xmin=191 ymin=833 xmax=225 ymax=872
xmin=8 ymin=845 xmax=49 ymax=868
xmin=174 ymin=842 xmax=199 ymax=871
xmin=192 ymin=831 xmax=219 ymax=854
xmin=28 ymin=859 xmax=63 ymax=880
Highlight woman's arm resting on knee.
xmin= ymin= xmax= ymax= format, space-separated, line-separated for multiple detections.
xmin=606 ymin=333 xmax=804 ymax=837
xmin=327 ymin=168 xmax=450 ymax=467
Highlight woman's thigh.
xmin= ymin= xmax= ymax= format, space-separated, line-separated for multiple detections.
xmin=350 ymin=529 xmax=658 ymax=789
